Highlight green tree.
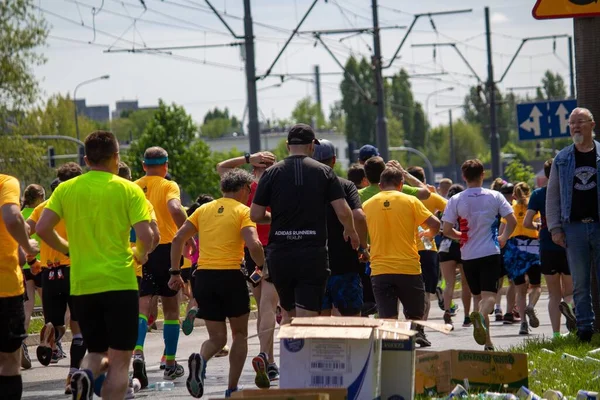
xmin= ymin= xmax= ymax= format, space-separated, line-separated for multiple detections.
xmin=504 ymin=159 xmax=535 ymax=186
xmin=329 ymin=101 xmax=345 ymax=133
xmin=425 ymin=120 xmax=487 ymax=167
xmin=199 ymin=107 xmax=241 ymax=139
xmin=112 ymin=109 xmax=156 ymax=143
xmin=0 ymin=135 xmax=52 ymax=187
xmin=536 ymin=71 xmax=567 ymax=100
xmin=125 ymin=100 xmax=221 ymax=198
xmin=463 ymin=86 xmax=512 ymax=148
xmin=291 ymin=97 xmax=326 ymax=128
xmin=341 ymin=56 xmax=376 ymax=146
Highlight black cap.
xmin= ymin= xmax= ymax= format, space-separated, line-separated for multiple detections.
xmin=499 ymin=182 xmax=514 ymax=194
xmin=312 ymin=139 xmax=336 ymax=162
xmin=287 ymin=123 xmax=320 ymax=145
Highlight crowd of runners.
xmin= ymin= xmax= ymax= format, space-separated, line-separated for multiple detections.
xmin=0 ymin=107 xmax=597 ymax=399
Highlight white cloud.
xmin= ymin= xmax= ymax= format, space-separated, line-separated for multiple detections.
xmin=491 ymin=12 xmax=509 ymax=24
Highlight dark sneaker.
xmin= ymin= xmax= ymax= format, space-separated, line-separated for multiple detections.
xmin=225 ymin=386 xmax=242 ymax=398
xmin=70 ymin=369 xmax=94 ymax=400
xmin=449 ymin=303 xmax=459 ymax=317
xmin=164 ymin=362 xmax=185 ymax=380
xmin=186 ymin=353 xmax=206 ymax=399
xmin=37 ymin=322 xmax=55 ymax=366
xmin=503 ymin=313 xmax=516 ymax=324
xmin=578 ymin=329 xmax=593 ymax=343
xmin=50 ymin=349 xmax=61 ymax=364
xmin=470 ymin=312 xmax=487 ymax=346
xmin=21 ymin=343 xmax=32 ymax=370
xmin=267 ymin=363 xmax=280 ymax=381
xmin=494 ymin=308 xmax=503 ymax=322
xmin=56 ymin=340 xmax=67 ymax=358
xmin=525 ymin=306 xmax=540 ymax=328
xmin=182 ymin=308 xmax=198 ymax=336
xmin=519 ymin=321 xmax=529 ymax=335
xmin=559 ymin=301 xmax=577 ymax=333
xmin=132 ymin=356 xmax=148 ymax=389
xmin=252 ymin=352 xmax=270 ymax=389
xmin=512 ymin=307 xmax=521 ymax=321
xmin=462 ymin=316 xmax=472 ymax=327
xmin=443 ymin=311 xmax=454 ymax=331
xmin=415 ymin=331 xmax=432 ymax=348
xmin=435 ymin=287 xmax=444 ymax=310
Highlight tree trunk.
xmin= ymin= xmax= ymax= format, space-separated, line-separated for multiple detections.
xmin=574 ymin=17 xmax=600 ymax=332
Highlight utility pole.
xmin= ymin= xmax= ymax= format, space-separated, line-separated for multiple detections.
xmin=371 ymin=0 xmax=389 ymax=161
xmin=568 ymin=35 xmax=575 ymax=98
xmin=243 ymin=0 xmax=260 ymax=153
xmin=449 ymin=109 xmax=457 ymax=182
xmin=314 ymin=65 xmax=322 ymax=108
xmin=485 ymin=7 xmax=501 ymax=178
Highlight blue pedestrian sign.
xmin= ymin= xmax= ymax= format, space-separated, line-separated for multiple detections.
xmin=516 ymin=99 xmax=577 ymax=141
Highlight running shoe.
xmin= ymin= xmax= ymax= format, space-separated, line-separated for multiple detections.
xmin=435 ymin=286 xmax=444 ymax=310
xmin=225 ymin=386 xmax=242 ymax=398
xmin=519 ymin=321 xmax=529 ymax=335
xmin=494 ymin=307 xmax=503 ymax=322
xmin=186 ymin=353 xmax=206 ymax=399
xmin=36 ymin=322 xmax=55 ymax=366
xmin=268 ymin=363 xmax=280 ymax=381
xmin=462 ymin=316 xmax=472 ymax=327
xmin=443 ymin=310 xmax=454 ymax=331
xmin=132 ymin=355 xmax=148 ymax=389
xmin=252 ymin=352 xmax=270 ymax=389
xmin=160 ymin=354 xmax=166 ymax=370
xmin=470 ymin=312 xmax=487 ymax=346
xmin=21 ymin=342 xmax=32 ymax=370
xmin=56 ymin=340 xmax=67 ymax=358
xmin=50 ymin=349 xmax=61 ymax=364
xmin=449 ymin=303 xmax=459 ymax=316
xmin=559 ymin=301 xmax=577 ymax=333
xmin=70 ymin=369 xmax=94 ymax=400
xmin=503 ymin=313 xmax=516 ymax=324
xmin=65 ymin=372 xmax=73 ymax=395
xmin=215 ymin=345 xmax=229 ymax=358
xmin=525 ymin=306 xmax=540 ymax=328
xmin=182 ymin=308 xmax=198 ymax=336
xmin=415 ymin=330 xmax=432 ymax=348
xmin=164 ymin=362 xmax=185 ymax=380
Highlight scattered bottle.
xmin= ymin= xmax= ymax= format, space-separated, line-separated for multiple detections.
xmin=542 ymin=390 xmax=564 ymax=400
xmin=516 ymin=386 xmax=541 ymax=400
xmin=540 ymin=348 xmax=556 ymax=354
xmin=148 ymin=381 xmax=175 ymax=391
xmin=577 ymin=390 xmax=598 ymax=400
xmin=561 ymin=353 xmax=582 ymax=361
xmin=482 ymin=393 xmax=518 ymax=399
xmin=446 ymin=384 xmax=469 ymax=399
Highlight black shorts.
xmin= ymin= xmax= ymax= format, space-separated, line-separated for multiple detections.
xmin=499 ymin=248 xmax=508 ymax=278
xmin=462 ymin=254 xmax=501 ymax=295
xmin=23 ymin=268 xmax=42 ymax=288
xmin=194 ymin=269 xmax=250 ymax=321
xmin=72 ymin=290 xmax=138 ymax=353
xmin=243 ymin=247 xmax=272 ymax=288
xmin=371 ymin=274 xmax=425 ymax=320
xmin=181 ymin=267 xmax=192 ymax=283
xmin=268 ymin=247 xmax=330 ymax=312
xmin=322 ymin=273 xmax=363 ymax=316
xmin=42 ymin=266 xmax=74 ymax=326
xmin=513 ymin=263 xmax=542 ymax=286
xmin=0 ymin=296 xmax=27 ymax=353
xmin=140 ymin=243 xmax=182 ymax=297
xmin=540 ymin=250 xmax=570 ymax=276
xmin=419 ymin=250 xmax=439 ymax=294
xmin=438 ymin=241 xmax=462 ymax=264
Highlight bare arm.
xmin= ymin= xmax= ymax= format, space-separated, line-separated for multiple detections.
xmin=352 ymin=208 xmax=368 ymax=248
xmin=133 ymin=220 xmax=153 ymax=264
xmin=415 ymin=187 xmax=431 ymax=200
xmin=523 ymin=209 xmax=540 ymax=231
xmin=242 ymin=226 xmax=265 ymax=267
xmin=2 ymin=204 xmax=38 ymax=255
xmin=331 ymin=198 xmax=360 ymax=249
xmin=250 ymin=203 xmax=272 ymax=224
xmin=498 ymin=213 xmax=517 ymax=247
xmin=149 ymin=220 xmax=160 ymax=252
xmin=36 ymin=208 xmax=68 ymax=255
xmin=216 ymin=152 xmax=276 ymax=176
xmin=167 ymin=199 xmax=187 ymax=228
xmin=423 ymin=215 xmax=440 ymax=236
xmin=442 ymin=221 xmax=461 ymax=241
xmin=171 ymin=221 xmax=197 ymax=272
xmin=499 ymin=222 xmax=506 ymax=235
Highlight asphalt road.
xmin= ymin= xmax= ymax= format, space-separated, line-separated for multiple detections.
xmin=22 ymin=295 xmax=561 ymax=399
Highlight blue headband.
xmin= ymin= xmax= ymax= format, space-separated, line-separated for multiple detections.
xmin=144 ymin=157 xmax=168 ymax=165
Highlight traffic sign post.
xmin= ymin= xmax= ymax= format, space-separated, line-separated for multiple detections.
xmin=517 ymin=99 xmax=577 ymax=141
xmin=533 ymin=0 xmax=600 ymax=19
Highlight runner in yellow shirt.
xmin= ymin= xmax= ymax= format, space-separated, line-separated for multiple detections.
xmin=37 ymin=131 xmax=153 ymax=399
xmin=0 ymin=174 xmax=39 ymax=399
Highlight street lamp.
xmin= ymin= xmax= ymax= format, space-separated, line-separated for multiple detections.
xmin=73 ymin=75 xmax=110 ymax=141
xmin=425 ymin=87 xmax=454 ymax=116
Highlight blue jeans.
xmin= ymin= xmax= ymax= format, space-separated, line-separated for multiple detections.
xmin=563 ymin=222 xmax=600 ymax=332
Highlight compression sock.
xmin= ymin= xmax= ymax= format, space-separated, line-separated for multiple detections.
xmin=163 ymin=320 xmax=180 ymax=365
xmin=0 ymin=375 xmax=23 ymax=400
xmin=70 ymin=335 xmax=87 ymax=369
xmin=93 ymin=373 xmax=105 ymax=397
xmin=135 ymin=314 xmax=148 ymax=353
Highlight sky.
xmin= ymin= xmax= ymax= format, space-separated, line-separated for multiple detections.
xmin=35 ymin=0 xmax=574 ymax=130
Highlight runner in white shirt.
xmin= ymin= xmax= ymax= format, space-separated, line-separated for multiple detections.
xmin=442 ymin=159 xmax=516 ymax=350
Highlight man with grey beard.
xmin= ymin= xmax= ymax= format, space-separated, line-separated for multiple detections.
xmin=546 ymin=107 xmax=599 ymax=342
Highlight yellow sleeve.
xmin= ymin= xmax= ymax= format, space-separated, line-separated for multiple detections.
xmin=167 ymin=181 xmax=180 ymax=202
xmin=0 ymin=176 xmax=20 ymax=208
xmin=128 ymin=184 xmax=151 ymax=226
xmin=435 ymin=194 xmax=447 ymax=212
xmin=240 ymin=206 xmax=256 ymax=230
xmin=413 ymin=197 xmax=433 ymax=226
xmin=187 ymin=207 xmax=202 ymax=231
xmin=146 ymin=200 xmax=157 ymax=221
xmin=29 ymin=201 xmax=46 ymax=223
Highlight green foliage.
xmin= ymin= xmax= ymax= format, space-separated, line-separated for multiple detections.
xmin=0 ymin=135 xmax=53 ymax=188
xmin=341 ymin=56 xmax=376 ymax=146
xmin=387 ymin=69 xmax=428 ymax=148
xmin=291 ymin=97 xmax=326 ymax=128
xmin=111 ymin=109 xmax=156 ymax=143
xmin=463 ymin=86 xmax=514 ymax=148
xmin=536 ymin=70 xmax=568 ymax=100
xmin=504 ymin=159 xmax=535 ymax=186
xmin=124 ymin=100 xmax=221 ymax=198
xmin=200 ymin=107 xmax=240 ymax=139
xmin=424 ymin=120 xmax=487 ymax=167
xmin=329 ymin=101 xmax=345 ymax=133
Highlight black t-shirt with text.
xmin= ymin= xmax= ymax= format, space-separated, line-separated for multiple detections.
xmin=253 ymin=155 xmax=345 ymax=251
xmin=327 ymin=177 xmax=362 ymax=275
xmin=571 ymin=146 xmax=598 ymax=222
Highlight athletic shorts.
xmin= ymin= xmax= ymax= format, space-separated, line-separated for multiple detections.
xmin=268 ymin=247 xmax=329 ymax=312
xmin=42 ymin=266 xmax=74 ymax=326
xmin=419 ymin=250 xmax=439 ymax=294
xmin=540 ymin=250 xmax=570 ymax=276
xmin=462 ymin=254 xmax=501 ymax=295
xmin=181 ymin=267 xmax=192 ymax=283
xmin=194 ymin=269 xmax=250 ymax=321
xmin=243 ymin=247 xmax=272 ymax=288
xmin=438 ymin=240 xmax=462 ymax=264
xmin=72 ymin=290 xmax=138 ymax=353
xmin=513 ymin=263 xmax=542 ymax=286
xmin=0 ymin=295 xmax=27 ymax=353
xmin=371 ymin=274 xmax=425 ymax=320
xmin=322 ymin=272 xmax=363 ymax=316
xmin=140 ymin=243 xmax=182 ymax=297
xmin=23 ymin=268 xmax=42 ymax=288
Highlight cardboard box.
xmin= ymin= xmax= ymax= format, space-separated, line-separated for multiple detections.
xmin=378 ymin=322 xmax=416 ymax=400
xmin=415 ymin=350 xmax=528 ymax=395
xmin=231 ymin=388 xmax=346 ymax=400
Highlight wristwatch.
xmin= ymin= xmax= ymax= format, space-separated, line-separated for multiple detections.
xmin=168 ymin=268 xmax=181 ymax=276
xmin=244 ymin=152 xmax=251 ymax=164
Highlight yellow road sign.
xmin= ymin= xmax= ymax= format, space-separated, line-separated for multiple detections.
xmin=533 ymin=0 xmax=600 ymax=20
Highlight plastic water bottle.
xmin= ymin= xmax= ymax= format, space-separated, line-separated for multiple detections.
xmin=445 ymin=384 xmax=468 ymax=399
xmin=577 ymin=390 xmax=599 ymax=400
xmin=542 ymin=390 xmax=565 ymax=400
xmin=418 ymin=226 xmax=433 ymax=250
xmin=516 ymin=386 xmax=542 ymax=400
xmin=148 ymin=381 xmax=175 ymax=391
xmin=482 ymin=393 xmax=518 ymax=400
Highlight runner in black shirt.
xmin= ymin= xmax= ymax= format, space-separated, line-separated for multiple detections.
xmin=251 ymin=124 xmax=359 ymax=323
xmin=312 ymin=140 xmax=369 ymax=317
